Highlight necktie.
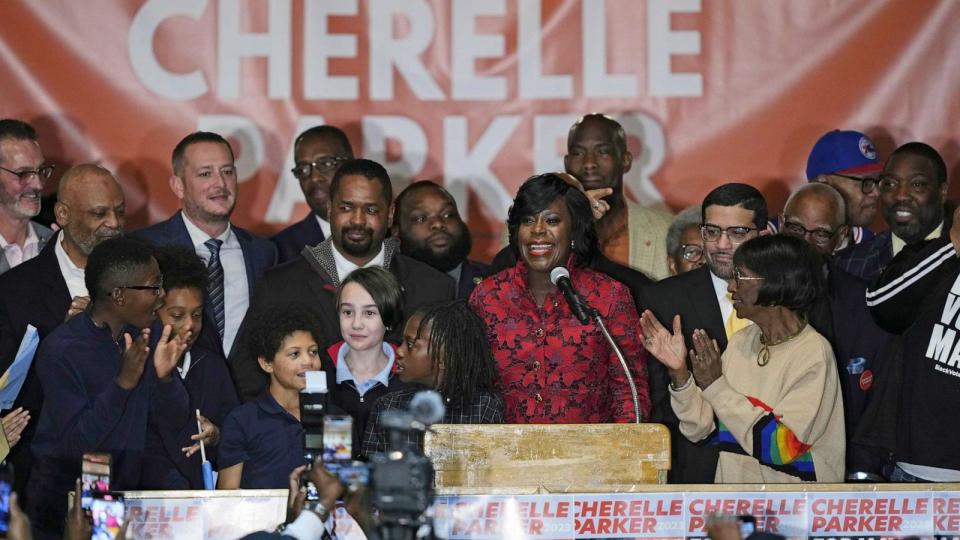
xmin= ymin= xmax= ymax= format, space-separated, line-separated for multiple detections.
xmin=205 ymin=239 xmax=226 ymax=340
xmin=724 ymin=293 xmax=752 ymax=339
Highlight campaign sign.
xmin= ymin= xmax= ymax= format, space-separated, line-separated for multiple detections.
xmin=434 ymin=494 xmax=576 ymax=539
xmin=807 ymin=492 xmax=932 ymax=539
xmin=934 ymin=492 xmax=960 ymax=540
xmin=684 ymin=493 xmax=807 ymax=540
xmin=573 ymin=493 xmax=684 ymax=538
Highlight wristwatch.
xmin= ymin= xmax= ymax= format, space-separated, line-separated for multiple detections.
xmin=305 ymin=500 xmax=331 ymax=522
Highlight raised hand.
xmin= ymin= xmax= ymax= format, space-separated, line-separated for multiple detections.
xmin=1 ymin=407 xmax=30 ymax=447
xmin=639 ymin=311 xmax=688 ymax=371
xmin=153 ymin=324 xmax=190 ymax=381
xmin=65 ymin=296 xmax=90 ymax=321
xmin=690 ymin=328 xmax=723 ymax=389
xmin=117 ymin=328 xmax=150 ymax=390
xmin=950 ymin=206 xmax=960 ymax=255
xmin=585 ymin=187 xmax=614 ymax=220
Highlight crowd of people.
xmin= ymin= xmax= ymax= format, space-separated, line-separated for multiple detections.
xmin=0 ymin=113 xmax=956 ymax=536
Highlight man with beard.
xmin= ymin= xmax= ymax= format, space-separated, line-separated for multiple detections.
xmin=134 ymin=132 xmax=277 ymax=358
xmin=641 ymin=183 xmax=767 ymax=483
xmin=0 ymin=119 xmax=54 ymax=275
xmin=272 ymin=125 xmax=354 ymax=263
xmin=564 ymin=114 xmax=673 ymax=280
xmin=0 ymin=163 xmax=125 ymax=501
xmin=835 ymin=142 xmax=948 ymax=283
xmin=394 ymin=180 xmax=488 ymax=298
xmin=27 ymin=237 xmax=190 ymax=537
xmin=229 ymin=159 xmax=456 ymax=401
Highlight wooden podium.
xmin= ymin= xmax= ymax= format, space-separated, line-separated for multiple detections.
xmin=424 ymin=423 xmax=670 ymax=494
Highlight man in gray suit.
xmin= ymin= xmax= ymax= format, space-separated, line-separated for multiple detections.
xmin=0 ymin=119 xmax=54 ymax=274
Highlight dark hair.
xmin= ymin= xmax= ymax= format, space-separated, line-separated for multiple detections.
xmin=732 ymin=235 xmax=824 ymax=314
xmin=171 ymin=131 xmax=234 ymax=177
xmin=85 ymin=237 xmax=155 ymax=303
xmin=392 ymin=180 xmax=456 ymax=227
xmin=568 ymin=113 xmax=627 ymax=156
xmin=336 ymin=266 xmax=404 ymax=332
xmin=154 ymin=246 xmax=207 ymax=292
xmin=889 ymin=142 xmax=948 ymax=185
xmin=0 ymin=119 xmax=37 ymax=142
xmin=409 ymin=301 xmax=498 ymax=404
xmin=701 ymin=182 xmax=768 ymax=230
xmin=507 ymin=173 xmax=598 ymax=267
xmin=248 ymin=303 xmax=324 ymax=363
xmin=294 ymin=125 xmax=354 ymax=158
xmin=329 ymin=158 xmax=392 ymax=204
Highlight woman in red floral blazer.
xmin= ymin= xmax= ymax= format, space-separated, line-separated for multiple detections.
xmin=468 ymin=173 xmax=650 ymax=423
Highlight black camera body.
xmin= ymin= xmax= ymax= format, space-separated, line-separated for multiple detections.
xmin=299 ymin=372 xmax=329 ymax=464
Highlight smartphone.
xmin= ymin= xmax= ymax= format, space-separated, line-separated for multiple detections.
xmin=737 ymin=515 xmax=757 ymax=538
xmin=91 ymin=494 xmax=124 ymax=540
xmin=81 ymin=452 xmax=111 ymax=510
xmin=0 ymin=461 xmax=13 ymax=537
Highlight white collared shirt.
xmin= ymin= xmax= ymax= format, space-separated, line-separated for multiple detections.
xmin=335 ymin=342 xmax=395 ymax=397
xmin=332 ymin=244 xmax=385 ymax=282
xmin=710 ymin=270 xmax=734 ymax=325
xmin=0 ymin=222 xmax=41 ymax=269
xmin=315 ymin=215 xmax=331 ymax=239
xmin=181 ymin=214 xmax=249 ymax=355
xmin=54 ymin=234 xmax=88 ymax=299
xmin=177 ymin=351 xmax=193 ymax=379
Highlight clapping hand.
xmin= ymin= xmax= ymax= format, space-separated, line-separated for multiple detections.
xmin=690 ymin=329 xmax=723 ymax=389
xmin=153 ymin=324 xmax=191 ymax=381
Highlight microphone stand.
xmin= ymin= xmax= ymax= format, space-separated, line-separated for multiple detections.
xmin=590 ymin=308 xmax=641 ymax=424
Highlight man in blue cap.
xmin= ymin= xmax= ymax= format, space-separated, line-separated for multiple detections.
xmin=805 ymin=130 xmax=884 ymax=250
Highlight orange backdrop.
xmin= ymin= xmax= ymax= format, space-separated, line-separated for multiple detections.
xmin=2 ymin=0 xmax=958 ymax=258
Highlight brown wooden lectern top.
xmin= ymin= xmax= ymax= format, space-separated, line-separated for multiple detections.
xmin=424 ymin=423 xmax=670 ymax=494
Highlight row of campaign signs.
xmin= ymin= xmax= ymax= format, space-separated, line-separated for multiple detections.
xmin=120 ymin=488 xmax=959 ymax=539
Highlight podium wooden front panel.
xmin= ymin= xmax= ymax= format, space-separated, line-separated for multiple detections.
xmin=424 ymin=423 xmax=670 ymax=494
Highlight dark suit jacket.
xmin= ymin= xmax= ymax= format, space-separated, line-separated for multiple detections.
xmin=639 ymin=265 xmax=724 ymax=483
xmin=457 ymin=259 xmax=490 ymax=299
xmin=271 ymin=213 xmax=324 ymax=264
xmin=0 ymin=233 xmax=72 ymax=500
xmin=132 ymin=211 xmax=278 ymax=357
xmin=229 ymin=241 xmax=457 ymax=402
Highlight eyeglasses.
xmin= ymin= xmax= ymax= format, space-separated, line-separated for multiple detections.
xmin=291 ymin=157 xmax=348 ymax=179
xmin=0 ymin=164 xmax=55 ymax=183
xmin=699 ymin=224 xmax=760 ymax=244
xmin=877 ymin=174 xmax=937 ymax=195
xmin=118 ymin=277 xmax=164 ymax=296
xmin=679 ymin=243 xmax=704 ymax=262
xmin=734 ymin=267 xmax=765 ymax=287
xmin=832 ymin=173 xmax=878 ymax=194
xmin=780 ymin=221 xmax=839 ymax=246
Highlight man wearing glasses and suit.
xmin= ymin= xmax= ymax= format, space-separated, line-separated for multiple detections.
xmin=272 ymin=125 xmax=354 ymax=264
xmin=641 ymin=183 xmax=768 ymax=483
xmin=0 ymin=119 xmax=54 ymax=275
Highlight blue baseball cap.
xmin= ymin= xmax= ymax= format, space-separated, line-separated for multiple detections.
xmin=806 ymin=130 xmax=883 ymax=180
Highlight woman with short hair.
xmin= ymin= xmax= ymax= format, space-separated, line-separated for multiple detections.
xmin=640 ymin=234 xmax=845 ymax=482
xmin=469 ymin=173 xmax=650 ymax=424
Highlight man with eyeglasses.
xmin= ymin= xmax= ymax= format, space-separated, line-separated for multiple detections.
xmin=641 ymin=183 xmax=767 ymax=483
xmin=665 ymin=206 xmax=705 ymax=276
xmin=779 ymin=182 xmax=893 ymax=478
xmin=0 ymin=119 xmax=55 ymax=275
xmin=272 ymin=125 xmax=354 ymax=263
xmin=834 ymin=141 xmax=949 ymax=283
xmin=0 ymin=163 xmax=125 ymax=505
xmin=27 ymin=237 xmax=192 ymax=537
xmin=804 ymin=130 xmax=883 ymax=250
xmin=134 ymin=132 xmax=277 ymax=360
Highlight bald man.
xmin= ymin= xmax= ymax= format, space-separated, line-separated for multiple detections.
xmin=0 ymin=163 xmax=125 ymax=502
xmin=779 ymin=182 xmax=892 ymax=477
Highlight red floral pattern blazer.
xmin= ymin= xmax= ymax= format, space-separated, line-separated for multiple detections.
xmin=469 ymin=262 xmax=650 ymax=424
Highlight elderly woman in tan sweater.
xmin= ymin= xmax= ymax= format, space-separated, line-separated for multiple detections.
xmin=640 ymin=235 xmax=845 ymax=483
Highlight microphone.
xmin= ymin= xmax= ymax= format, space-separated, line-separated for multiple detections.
xmin=550 ymin=267 xmax=591 ymax=324
xmin=381 ymin=390 xmax=446 ymax=431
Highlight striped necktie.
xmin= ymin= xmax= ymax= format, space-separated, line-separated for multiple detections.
xmin=205 ymin=239 xmax=225 ymax=340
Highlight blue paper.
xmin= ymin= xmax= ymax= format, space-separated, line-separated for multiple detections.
xmin=0 ymin=325 xmax=39 ymax=410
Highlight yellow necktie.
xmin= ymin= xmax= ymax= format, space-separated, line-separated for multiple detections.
xmin=725 ymin=293 xmax=752 ymax=339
